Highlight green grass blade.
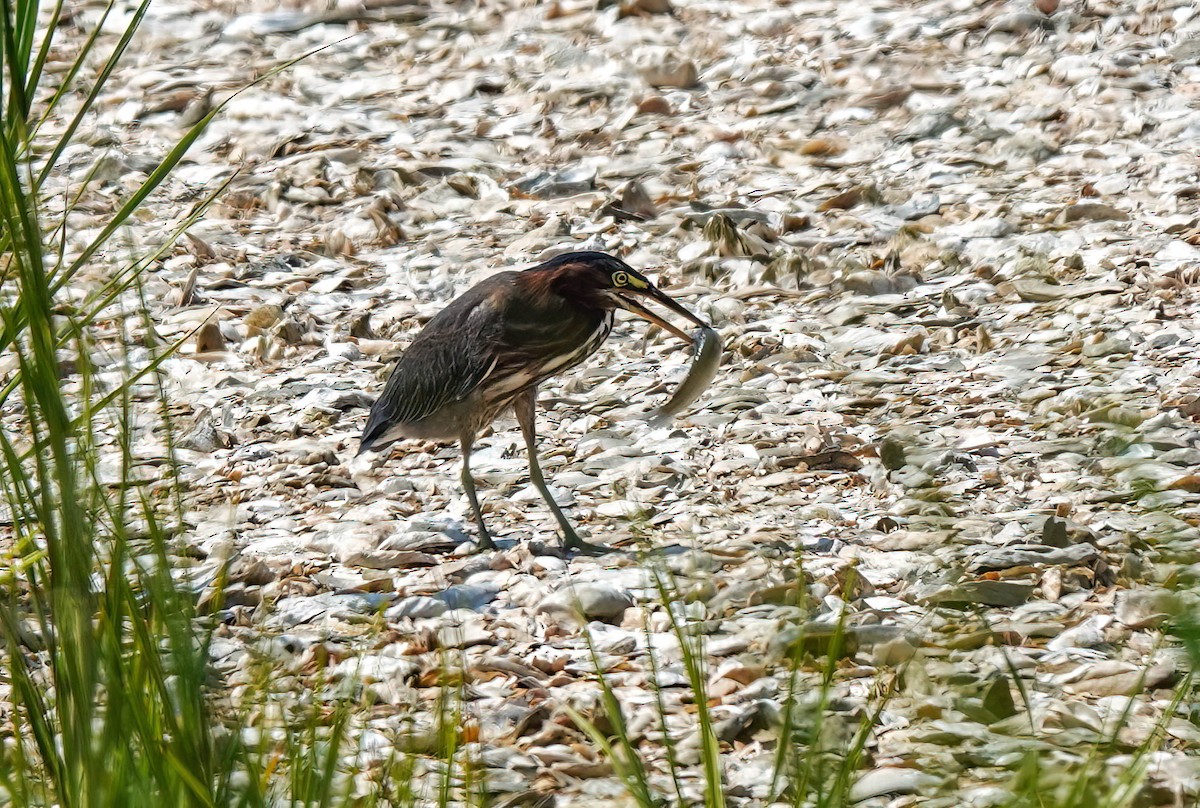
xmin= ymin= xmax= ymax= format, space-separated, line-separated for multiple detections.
xmin=641 ymin=612 xmax=687 ymax=807
xmin=1 ymin=0 xmax=30 ymax=137
xmin=576 ymin=617 xmax=657 ymax=806
xmin=30 ymin=0 xmax=109 ymax=141
xmin=52 ymin=38 xmax=348 ymax=293
xmin=32 ymin=0 xmax=150 ymax=192
xmin=23 ymin=0 xmax=63 ymax=115
xmin=650 ymin=566 xmax=725 ymax=808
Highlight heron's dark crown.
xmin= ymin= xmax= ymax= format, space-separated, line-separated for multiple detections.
xmin=521 ymin=251 xmax=654 ymax=307
xmin=531 ymin=251 xmax=633 ymax=275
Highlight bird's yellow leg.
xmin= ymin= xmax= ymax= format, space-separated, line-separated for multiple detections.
xmin=459 ymin=434 xmax=497 ymax=551
xmin=514 ymin=389 xmax=612 ymax=556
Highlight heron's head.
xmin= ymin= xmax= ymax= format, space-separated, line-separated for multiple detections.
xmin=532 ymin=251 xmax=709 ymax=340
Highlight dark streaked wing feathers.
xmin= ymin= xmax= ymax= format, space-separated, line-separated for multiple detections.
xmin=358 ymin=264 xmax=615 ymax=454
xmin=358 ymin=277 xmax=508 ymax=451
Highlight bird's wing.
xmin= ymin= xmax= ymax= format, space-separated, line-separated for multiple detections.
xmin=359 ymin=283 xmax=506 ymax=451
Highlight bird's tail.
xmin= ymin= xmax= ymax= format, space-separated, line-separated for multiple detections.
xmin=358 ymin=410 xmax=402 ymax=456
xmin=357 ymin=407 xmax=388 ymax=456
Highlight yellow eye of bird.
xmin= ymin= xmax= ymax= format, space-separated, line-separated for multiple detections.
xmin=612 ymin=271 xmax=629 ymax=286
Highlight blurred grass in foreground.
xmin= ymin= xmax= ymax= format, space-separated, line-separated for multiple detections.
xmin=1 ymin=1 xmax=1195 ymax=805
xmin=0 ymin=1 xmax=370 ymax=803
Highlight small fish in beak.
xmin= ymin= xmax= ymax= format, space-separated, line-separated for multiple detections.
xmin=648 ymin=325 xmax=722 ymax=425
xmin=608 ymin=282 xmax=723 ymax=423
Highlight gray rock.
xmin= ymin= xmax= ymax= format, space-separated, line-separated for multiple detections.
xmin=639 ymin=57 xmax=700 ymax=88
xmin=989 ymin=11 xmax=1054 ymax=34
xmin=872 ymin=635 xmax=918 ymax=666
xmin=944 ymin=218 xmax=1017 ymax=239
xmin=1061 ymin=661 xmax=1176 ymax=697
xmin=925 ymin=581 xmax=1035 ymax=608
xmin=177 ymin=415 xmax=232 ymax=452
xmin=274 ymin=592 xmax=391 ymax=626
xmin=1081 ymin=335 xmax=1132 ymax=357
xmin=332 ymin=652 xmax=419 ymax=683
xmin=1046 ymin=615 xmax=1112 ymax=652
xmin=436 ymin=582 xmax=499 ymax=611
xmin=886 ymin=193 xmax=941 ymax=220
xmin=850 ymin=768 xmax=940 ymax=801
xmin=968 ymin=543 xmax=1097 ymax=572
xmin=1170 ymin=38 xmax=1200 ymax=64
xmin=386 ymin=596 xmax=449 ymax=620
xmin=1114 ymin=588 xmax=1174 ymax=629
xmin=513 ymin=166 xmax=595 ymax=199
xmin=895 ymin=111 xmax=962 ymax=142
xmin=962 ymin=785 xmax=1020 ymax=807
xmin=437 ymin=615 xmax=494 ymax=649
xmin=538 ymin=583 xmax=635 ymax=621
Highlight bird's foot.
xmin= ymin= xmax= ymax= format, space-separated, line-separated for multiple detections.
xmin=562 ymin=535 xmax=614 ymax=557
xmin=473 ymin=532 xmax=498 ymax=552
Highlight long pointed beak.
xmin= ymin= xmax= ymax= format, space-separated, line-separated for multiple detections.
xmin=614 ymin=287 xmax=709 ymax=342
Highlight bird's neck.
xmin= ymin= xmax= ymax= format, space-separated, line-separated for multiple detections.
xmin=517 ymin=270 xmax=610 ymax=313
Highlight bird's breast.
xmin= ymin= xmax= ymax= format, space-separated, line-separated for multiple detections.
xmin=482 ymin=308 xmax=614 ymax=404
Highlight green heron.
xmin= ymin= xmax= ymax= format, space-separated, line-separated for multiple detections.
xmin=358 ymin=251 xmax=709 ymax=554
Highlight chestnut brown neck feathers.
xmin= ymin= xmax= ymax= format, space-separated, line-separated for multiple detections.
xmin=516 ymin=252 xmax=633 ymax=310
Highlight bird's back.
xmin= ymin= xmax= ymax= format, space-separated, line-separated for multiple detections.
xmin=359 ymin=270 xmax=611 ymax=453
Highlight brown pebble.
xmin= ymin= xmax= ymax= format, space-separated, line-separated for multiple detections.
xmin=636 ymin=95 xmax=672 ymax=115
xmin=194 ymin=320 xmax=225 ymax=353
xmin=780 ymin=213 xmax=810 ymax=232
xmin=799 ymin=138 xmax=845 ymax=156
xmin=818 ymin=186 xmax=868 ymax=212
xmin=1035 ymin=0 xmax=1059 ymax=14
xmin=915 ymin=703 xmax=942 ymax=720
xmin=244 ymin=304 xmax=285 ymax=333
xmin=720 ymin=665 xmax=765 ymax=685
xmin=709 ymin=678 xmax=740 ymax=699
xmin=619 ymin=0 xmax=672 ymax=16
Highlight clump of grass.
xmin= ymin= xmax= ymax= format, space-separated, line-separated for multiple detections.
xmin=5 ymin=4 xmax=1196 ymax=806
xmin=567 ymin=542 xmax=895 ymax=808
xmin=563 ymin=527 xmax=1197 ymax=808
xmin=0 ymin=1 xmax=370 ymax=803
xmin=0 ymin=0 xmax=229 ymax=801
